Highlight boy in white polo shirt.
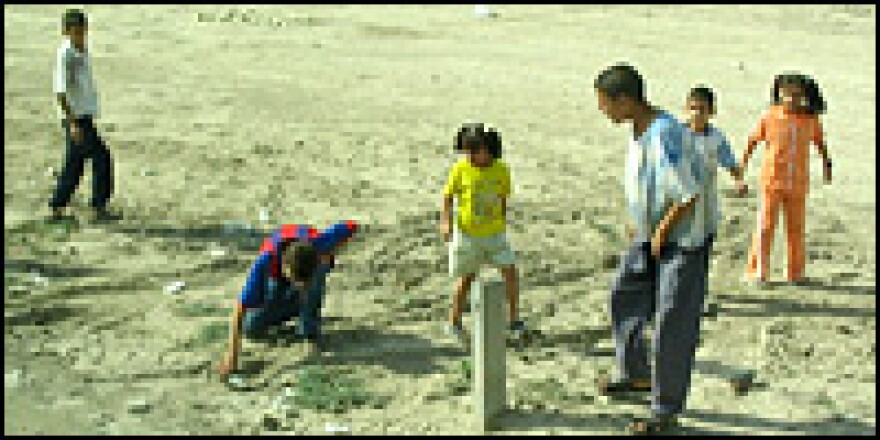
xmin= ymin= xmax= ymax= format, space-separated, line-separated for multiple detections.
xmin=682 ymin=86 xmax=747 ymax=281
xmin=49 ymin=9 xmax=121 ymax=222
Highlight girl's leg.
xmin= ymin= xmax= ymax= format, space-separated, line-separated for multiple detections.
xmin=489 ymin=233 xmax=518 ymax=323
xmin=782 ymin=191 xmax=807 ymax=281
xmin=500 ymin=265 xmax=519 ymax=323
xmin=746 ymin=188 xmax=782 ymax=280
xmin=451 ymin=274 xmax=475 ymax=325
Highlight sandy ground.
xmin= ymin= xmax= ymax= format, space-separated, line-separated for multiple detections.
xmin=3 ymin=4 xmax=876 ymax=435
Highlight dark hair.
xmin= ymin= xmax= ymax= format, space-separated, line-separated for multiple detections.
xmin=773 ymin=72 xmax=826 ymax=115
xmin=594 ymin=63 xmax=646 ymax=103
xmin=62 ymin=9 xmax=88 ymax=30
xmin=688 ymin=86 xmax=715 ymax=109
xmin=454 ymin=122 xmax=502 ymax=159
xmin=282 ymin=240 xmax=318 ymax=283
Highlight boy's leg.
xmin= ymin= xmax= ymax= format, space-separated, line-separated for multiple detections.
xmin=82 ymin=118 xmax=114 ymax=210
xmin=704 ymin=233 xmax=714 ymax=293
xmin=243 ymin=280 xmax=300 ymax=339
xmin=782 ymin=191 xmax=807 ymax=281
xmin=298 ymin=266 xmax=330 ymax=339
xmin=746 ymin=188 xmax=782 ymax=280
xmin=48 ymin=119 xmax=87 ymax=212
xmin=610 ymin=241 xmax=655 ymax=382
xmin=650 ymin=246 xmax=708 ymax=418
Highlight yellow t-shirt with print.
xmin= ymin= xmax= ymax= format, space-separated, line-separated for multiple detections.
xmin=443 ymin=158 xmax=511 ymax=238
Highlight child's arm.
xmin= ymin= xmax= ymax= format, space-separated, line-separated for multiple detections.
xmin=717 ymin=134 xmax=747 ymax=194
xmin=314 ymin=221 xmax=359 ymax=266
xmin=441 ymin=162 xmax=460 ymax=242
xmin=219 ymin=255 xmax=268 ymax=381
xmin=812 ymin=118 xmax=832 ymax=183
xmin=54 ymin=47 xmax=82 ymax=142
xmin=441 ymin=195 xmax=454 ymax=242
xmin=741 ymin=113 xmax=768 ymax=171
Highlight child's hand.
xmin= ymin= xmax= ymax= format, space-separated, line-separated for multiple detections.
xmin=69 ymin=121 xmax=84 ymax=144
xmin=217 ymin=351 xmax=236 ymax=382
xmin=650 ymin=226 xmax=668 ymax=258
xmin=440 ymin=221 xmax=451 ymax=242
xmin=320 ymin=253 xmax=335 ymax=266
xmin=736 ymin=180 xmax=749 ymax=197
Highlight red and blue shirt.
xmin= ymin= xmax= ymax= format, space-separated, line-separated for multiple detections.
xmin=238 ymin=221 xmax=358 ymax=308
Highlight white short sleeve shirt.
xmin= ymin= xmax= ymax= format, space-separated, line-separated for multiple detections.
xmin=685 ymin=125 xmax=738 ymax=235
xmin=54 ymin=38 xmax=100 ymax=119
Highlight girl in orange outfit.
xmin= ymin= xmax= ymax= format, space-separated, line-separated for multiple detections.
xmin=741 ymin=73 xmax=832 ymax=283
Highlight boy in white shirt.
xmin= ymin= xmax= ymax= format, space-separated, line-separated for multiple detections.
xmin=49 ymin=9 xmax=121 ymax=222
xmin=683 ymin=86 xmax=747 ymax=275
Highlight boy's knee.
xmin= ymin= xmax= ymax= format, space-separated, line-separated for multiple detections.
xmin=242 ymin=315 xmax=268 ymax=340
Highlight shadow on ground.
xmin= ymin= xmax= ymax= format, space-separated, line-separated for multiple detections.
xmin=495 ymin=408 xmax=630 ymax=433
xmin=682 ymin=408 xmax=876 ymax=436
xmin=712 ymin=293 xmax=875 ymax=318
xmin=4 ymin=258 xmax=105 ymax=279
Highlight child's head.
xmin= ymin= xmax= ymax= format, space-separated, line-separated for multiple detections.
xmin=455 ymin=122 xmax=501 ymax=167
xmin=281 ymin=240 xmax=319 ymax=286
xmin=686 ymin=86 xmax=716 ymax=130
xmin=62 ymin=9 xmax=88 ymax=48
xmin=773 ymin=72 xmax=826 ymax=115
xmin=594 ymin=63 xmax=647 ymax=124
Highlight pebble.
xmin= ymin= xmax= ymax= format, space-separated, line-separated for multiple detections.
xmin=209 ymin=248 xmax=228 ymax=258
xmin=227 ymin=375 xmax=248 ymax=391
xmin=164 ymin=281 xmax=186 ymax=294
xmin=126 ymin=398 xmax=151 ymax=414
xmin=260 ymin=412 xmax=281 ymax=431
xmin=140 ymin=168 xmax=157 ymax=177
xmin=5 ymin=369 xmax=23 ymax=388
xmin=601 ymin=254 xmax=618 ymax=269
xmin=326 ymin=423 xmax=350 ymax=434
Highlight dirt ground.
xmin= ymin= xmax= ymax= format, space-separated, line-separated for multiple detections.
xmin=4 ymin=4 xmax=876 ymax=435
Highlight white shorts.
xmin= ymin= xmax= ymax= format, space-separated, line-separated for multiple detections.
xmin=449 ymin=230 xmax=515 ymax=278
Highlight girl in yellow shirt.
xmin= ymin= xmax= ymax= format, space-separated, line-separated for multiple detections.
xmin=441 ymin=122 xmax=524 ymax=344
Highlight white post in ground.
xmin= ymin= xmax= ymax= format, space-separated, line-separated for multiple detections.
xmin=471 ymin=277 xmax=506 ymax=432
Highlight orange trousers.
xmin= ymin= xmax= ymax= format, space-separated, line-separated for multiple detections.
xmin=746 ymin=187 xmax=807 ymax=281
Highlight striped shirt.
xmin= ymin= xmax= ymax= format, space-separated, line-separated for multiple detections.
xmin=238 ymin=221 xmax=358 ymax=308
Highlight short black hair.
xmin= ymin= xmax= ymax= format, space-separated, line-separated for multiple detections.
xmin=773 ymin=72 xmax=826 ymax=115
xmin=62 ymin=9 xmax=88 ymax=29
xmin=688 ymin=86 xmax=715 ymax=109
xmin=454 ymin=122 xmax=502 ymax=159
xmin=282 ymin=240 xmax=319 ymax=284
xmin=594 ymin=63 xmax=646 ymax=103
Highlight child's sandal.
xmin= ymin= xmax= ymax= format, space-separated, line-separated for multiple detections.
xmin=628 ymin=415 xmax=677 ymax=435
xmin=597 ymin=376 xmax=652 ymax=395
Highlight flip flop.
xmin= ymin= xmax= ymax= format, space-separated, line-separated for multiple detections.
xmin=628 ymin=415 xmax=677 ymax=435
xmin=597 ymin=375 xmax=652 ymax=395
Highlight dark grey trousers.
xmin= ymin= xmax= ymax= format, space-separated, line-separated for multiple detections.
xmin=609 ymin=240 xmax=708 ymax=417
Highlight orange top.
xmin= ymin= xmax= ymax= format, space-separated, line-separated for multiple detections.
xmin=748 ymin=105 xmax=824 ymax=194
